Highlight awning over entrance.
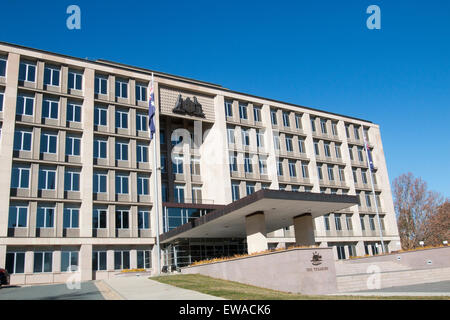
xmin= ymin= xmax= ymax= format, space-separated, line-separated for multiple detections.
xmin=160 ymin=190 xmax=358 ymax=244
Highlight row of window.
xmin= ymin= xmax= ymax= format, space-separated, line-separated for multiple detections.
xmin=8 ymin=204 xmax=150 ymax=230
xmin=324 ymin=213 xmax=385 ymax=232
xmin=5 ymin=249 xmax=151 ymax=274
xmin=16 ymin=60 xmax=149 ymax=101
xmin=11 ymin=164 xmax=151 ymax=195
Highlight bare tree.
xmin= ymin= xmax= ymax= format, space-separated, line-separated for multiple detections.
xmin=392 ymin=173 xmax=446 ymax=250
xmin=424 ymin=201 xmax=450 ymax=246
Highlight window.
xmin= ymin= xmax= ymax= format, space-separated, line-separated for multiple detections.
xmin=137 ymin=175 xmax=150 ymax=195
xmin=360 ymin=215 xmax=366 ymax=231
xmin=94 ymin=106 xmax=107 ymax=126
xmin=136 ymin=83 xmax=147 ymax=102
xmin=317 ymin=164 xmax=323 ymax=180
xmin=259 ymin=158 xmax=267 ymax=175
xmin=64 ymin=169 xmax=80 ymax=191
xmin=246 ymin=183 xmax=255 ymax=195
xmin=136 ymin=113 xmax=148 ymax=131
xmin=380 ymin=216 xmax=385 ymax=231
xmin=335 ymin=145 xmax=341 ymax=158
xmin=160 ymin=130 xmax=165 ymax=145
xmin=0 ymin=90 xmax=3 ymax=111
xmin=94 ymin=138 xmax=107 ymax=159
xmin=271 ymin=109 xmax=277 ymax=125
xmin=38 ymin=167 xmax=56 ymax=190
xmin=239 ymin=103 xmax=248 ymax=120
xmin=44 ymin=65 xmax=60 ymax=86
xmin=93 ymin=209 xmax=107 ymax=229
xmin=295 ymin=114 xmax=302 ymax=129
xmin=14 ymin=129 xmax=32 ymax=151
xmin=115 ymin=174 xmax=129 ymax=194
xmin=137 ymin=250 xmax=151 ymax=269
xmin=160 ymin=154 xmax=167 ymax=173
xmin=63 ymin=207 xmax=79 ymax=229
xmin=174 ymin=184 xmax=185 ymax=203
xmin=357 ymin=146 xmax=364 ymax=162
xmin=298 ymin=138 xmax=305 ymax=153
xmin=231 ymin=182 xmax=240 ymax=201
xmin=348 ymin=146 xmax=354 ymax=160
xmin=19 ymin=61 xmax=36 ymax=82
xmin=161 ymin=183 xmax=168 ymax=202
xmin=40 ymin=132 xmax=58 ymax=154
xmin=310 ymin=117 xmax=316 ymax=132
xmin=288 ymin=160 xmax=296 ymax=177
xmin=192 ymin=186 xmax=202 ymax=203
xmin=33 ymin=252 xmax=53 ymax=273
xmin=282 ymin=112 xmax=290 ymax=127
xmin=0 ymin=57 xmax=6 ymax=77
xmin=345 ymin=214 xmax=353 ymax=230
xmin=241 ymin=128 xmax=250 ymax=146
xmin=314 ymin=141 xmax=320 ymax=156
xmin=8 ymin=205 xmax=28 ymax=228
xmin=244 ymin=155 xmax=252 ymax=173
xmin=67 ymin=102 xmax=81 ymax=123
xmin=256 ymin=130 xmax=264 ymax=148
xmin=320 ymin=119 xmax=327 ymax=134
xmin=354 ymin=126 xmax=360 ymax=140
xmin=114 ymin=250 xmax=130 ymax=270
xmin=16 ymin=94 xmax=34 ymax=116
xmin=92 ymin=251 xmax=107 ymax=271
xmin=352 ymin=169 xmax=358 ymax=183
xmin=345 ymin=124 xmax=350 ymax=138
xmin=137 ymin=144 xmax=148 ymax=163
xmin=138 ymin=210 xmax=150 ymax=229
xmin=366 ymin=193 xmax=372 ymax=208
xmin=191 ymin=156 xmax=201 ymax=176
xmin=116 ymin=210 xmax=129 ymax=229
xmin=362 ymin=171 xmax=368 ymax=184
xmin=115 ymin=141 xmax=129 ymax=161
xmin=42 ymin=98 xmax=59 ymax=119
xmin=115 ymin=79 xmax=128 ymax=98
xmin=227 ymin=127 xmax=235 ymax=144
xmin=116 ymin=110 xmax=128 ymax=129
xmin=324 ymin=142 xmax=331 ymax=157
xmin=335 ymin=214 xmax=342 ymax=231
xmin=369 ymin=215 xmax=376 ymax=230
xmin=301 ymin=163 xmax=309 ymax=178
xmin=336 ymin=246 xmax=346 ymax=260
xmin=285 ymin=136 xmax=293 ymax=152
xmin=229 ymin=154 xmax=237 ymax=172
xmin=68 ymin=70 xmax=83 ymax=90
xmin=339 ymin=167 xmax=345 ymax=182
xmin=36 ymin=206 xmax=55 ymax=228
xmin=253 ymin=106 xmax=262 ymax=122
xmin=324 ymin=214 xmax=330 ymax=231
xmin=61 ymin=251 xmax=78 ymax=272
xmin=95 ymin=75 xmax=108 ymax=94
xmin=93 ymin=172 xmax=107 ymax=193
xmin=277 ymin=160 xmax=283 ymax=176
xmin=327 ymin=167 xmax=334 ymax=181
xmin=273 ymin=135 xmax=280 ymax=150
xmin=332 ymin=122 xmax=338 ymax=136
xmin=66 ymin=135 xmax=81 ymax=156
xmin=11 ymin=165 xmax=30 ymax=189
xmin=6 ymin=252 xmax=25 ymax=274
xmin=172 ymin=155 xmax=184 ymax=174
xmin=225 ymin=100 xmax=233 ymax=117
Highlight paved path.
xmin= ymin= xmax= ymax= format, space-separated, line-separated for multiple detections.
xmin=331 ymin=281 xmax=450 ymax=297
xmin=0 ymin=282 xmax=104 ymax=300
xmin=102 ymin=275 xmax=224 ymax=300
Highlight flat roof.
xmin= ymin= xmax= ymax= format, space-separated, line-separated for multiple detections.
xmin=0 ymin=41 xmax=373 ymax=124
xmin=160 ymin=189 xmax=358 ymax=243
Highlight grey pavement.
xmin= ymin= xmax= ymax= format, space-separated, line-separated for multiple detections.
xmin=102 ymin=274 xmax=225 ymax=300
xmin=0 ymin=282 xmax=104 ymax=300
xmin=330 ymin=281 xmax=450 ymax=297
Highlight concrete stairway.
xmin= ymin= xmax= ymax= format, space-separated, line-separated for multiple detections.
xmin=336 ymin=266 xmax=450 ymax=293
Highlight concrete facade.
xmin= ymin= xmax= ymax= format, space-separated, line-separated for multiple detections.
xmin=0 ymin=42 xmax=401 ymax=285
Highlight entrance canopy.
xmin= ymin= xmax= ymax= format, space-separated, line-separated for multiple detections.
xmin=160 ymin=190 xmax=358 ymax=243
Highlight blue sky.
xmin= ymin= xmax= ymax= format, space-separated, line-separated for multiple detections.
xmin=2 ymin=0 xmax=449 ymax=196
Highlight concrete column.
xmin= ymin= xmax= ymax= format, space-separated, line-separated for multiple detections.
xmin=0 ymin=245 xmax=6 ymax=269
xmin=25 ymin=250 xmax=34 ymax=273
xmin=245 ymin=212 xmax=268 ymax=254
xmin=80 ymin=244 xmax=92 ymax=281
xmin=130 ymin=248 xmax=137 ymax=269
xmin=293 ymin=213 xmax=315 ymax=246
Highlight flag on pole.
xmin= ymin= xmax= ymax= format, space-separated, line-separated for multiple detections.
xmin=148 ymin=74 xmax=156 ymax=140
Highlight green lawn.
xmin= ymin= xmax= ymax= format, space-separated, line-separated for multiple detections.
xmin=151 ymin=274 xmax=448 ymax=300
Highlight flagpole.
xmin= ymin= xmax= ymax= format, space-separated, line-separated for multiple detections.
xmin=150 ymin=73 xmax=162 ymax=275
xmin=363 ymin=131 xmax=385 ymax=254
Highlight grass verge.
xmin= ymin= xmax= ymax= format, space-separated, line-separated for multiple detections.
xmin=151 ymin=274 xmax=449 ymax=300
